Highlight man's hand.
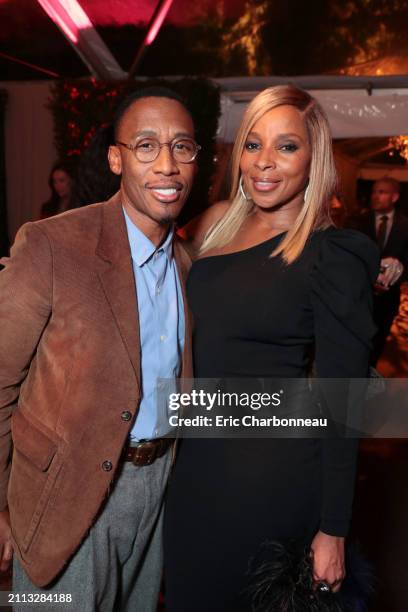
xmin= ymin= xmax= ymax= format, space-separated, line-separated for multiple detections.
xmin=375 ymin=257 xmax=404 ymax=291
xmin=310 ymin=530 xmax=345 ymax=593
xmin=0 ymin=509 xmax=13 ymax=572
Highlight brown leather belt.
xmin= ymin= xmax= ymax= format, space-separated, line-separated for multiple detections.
xmin=122 ymin=438 xmax=173 ymax=466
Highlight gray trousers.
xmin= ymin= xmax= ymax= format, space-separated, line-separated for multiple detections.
xmin=13 ymin=450 xmax=172 ymax=612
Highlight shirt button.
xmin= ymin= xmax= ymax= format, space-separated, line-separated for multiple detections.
xmin=160 ymin=335 xmax=166 ymax=342
xmin=101 ymin=460 xmax=113 ymax=472
xmin=121 ymin=411 xmax=132 ymax=422
xmin=156 ymin=286 xmax=161 ymax=294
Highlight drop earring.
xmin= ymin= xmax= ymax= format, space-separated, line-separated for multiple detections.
xmin=239 ymin=176 xmax=249 ymax=200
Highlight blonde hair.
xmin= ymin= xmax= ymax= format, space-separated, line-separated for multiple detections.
xmin=200 ymin=85 xmax=337 ymax=263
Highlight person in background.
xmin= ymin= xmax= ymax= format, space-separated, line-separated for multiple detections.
xmin=353 ymin=178 xmax=408 ymax=364
xmin=0 ymin=87 xmax=197 ymax=612
xmin=40 ymin=160 xmax=76 ymax=219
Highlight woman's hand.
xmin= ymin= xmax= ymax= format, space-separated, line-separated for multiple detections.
xmin=310 ymin=530 xmax=345 ymax=593
xmin=376 ymin=257 xmax=404 ymax=290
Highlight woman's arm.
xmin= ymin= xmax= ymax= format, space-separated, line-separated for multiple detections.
xmin=310 ymin=229 xmax=379 ymax=590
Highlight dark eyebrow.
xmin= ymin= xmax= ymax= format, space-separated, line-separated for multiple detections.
xmin=134 ymin=129 xmax=156 ymax=138
xmin=173 ymin=131 xmax=195 ymax=139
xmin=132 ymin=130 xmax=194 ymax=140
xmin=247 ymin=131 xmax=303 ymax=140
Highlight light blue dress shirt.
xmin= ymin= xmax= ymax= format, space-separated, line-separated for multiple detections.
xmin=123 ymin=209 xmax=185 ymax=441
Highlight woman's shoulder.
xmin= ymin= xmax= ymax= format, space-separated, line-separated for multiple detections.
xmin=179 ymin=200 xmax=230 ymax=254
xmin=184 ymin=200 xmax=230 ymax=239
xmin=312 ymin=225 xmax=377 ymax=249
xmin=309 ymin=227 xmax=378 ymax=350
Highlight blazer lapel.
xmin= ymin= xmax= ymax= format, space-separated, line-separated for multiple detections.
xmin=96 ymin=194 xmax=141 ymax=388
xmin=368 ymin=211 xmax=377 ymax=242
xmin=385 ymin=212 xmax=401 ymax=252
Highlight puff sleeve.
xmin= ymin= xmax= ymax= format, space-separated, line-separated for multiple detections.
xmin=310 ymin=228 xmax=380 ymax=536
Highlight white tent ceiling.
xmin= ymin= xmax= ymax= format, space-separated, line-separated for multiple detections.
xmin=216 ymin=75 xmax=408 ymax=142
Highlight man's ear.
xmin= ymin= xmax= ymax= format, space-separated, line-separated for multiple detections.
xmin=108 ymin=145 xmax=122 ymax=176
xmin=392 ymin=192 xmax=400 ymax=205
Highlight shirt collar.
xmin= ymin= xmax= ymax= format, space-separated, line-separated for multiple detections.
xmin=375 ymin=209 xmax=395 ymax=222
xmin=123 ymin=207 xmax=174 ymax=267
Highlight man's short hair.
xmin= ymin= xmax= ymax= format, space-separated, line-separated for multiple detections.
xmin=375 ymin=176 xmax=400 ymax=194
xmin=113 ymin=86 xmax=193 ymax=140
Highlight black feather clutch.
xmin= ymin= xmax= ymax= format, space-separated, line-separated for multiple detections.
xmin=243 ymin=540 xmax=375 ymax=612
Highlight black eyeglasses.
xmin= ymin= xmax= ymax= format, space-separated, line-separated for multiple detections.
xmin=116 ymin=137 xmax=201 ymax=163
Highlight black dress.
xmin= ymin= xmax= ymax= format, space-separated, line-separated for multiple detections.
xmin=164 ymin=228 xmax=379 ymax=612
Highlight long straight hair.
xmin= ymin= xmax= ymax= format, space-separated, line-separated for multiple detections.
xmin=200 ymin=86 xmax=337 ymax=263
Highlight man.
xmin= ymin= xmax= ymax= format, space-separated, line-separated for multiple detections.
xmin=0 ymin=87 xmax=198 ymax=610
xmin=354 ymin=177 xmax=408 ymax=363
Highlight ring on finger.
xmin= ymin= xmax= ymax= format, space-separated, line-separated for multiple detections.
xmin=316 ymin=581 xmax=332 ymax=593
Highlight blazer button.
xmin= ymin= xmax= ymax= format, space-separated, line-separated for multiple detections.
xmin=101 ymin=460 xmax=113 ymax=472
xmin=121 ymin=411 xmax=132 ymax=422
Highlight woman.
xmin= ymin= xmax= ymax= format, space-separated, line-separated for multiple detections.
xmin=40 ymin=161 xmax=75 ymax=219
xmin=164 ymin=86 xmax=378 ymax=611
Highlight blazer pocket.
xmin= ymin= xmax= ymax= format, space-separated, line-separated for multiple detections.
xmin=9 ymin=410 xmax=63 ymax=554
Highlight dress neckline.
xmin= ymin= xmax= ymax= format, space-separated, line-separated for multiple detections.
xmin=196 ymin=231 xmax=287 ymax=263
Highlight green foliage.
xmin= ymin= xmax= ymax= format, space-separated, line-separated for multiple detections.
xmin=47 ymin=77 xmax=221 ymax=223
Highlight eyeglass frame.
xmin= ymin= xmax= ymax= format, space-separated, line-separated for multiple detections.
xmin=115 ymin=137 xmax=201 ymax=164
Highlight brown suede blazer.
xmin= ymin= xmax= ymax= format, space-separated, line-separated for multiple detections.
xmin=0 ymin=193 xmax=193 ymax=587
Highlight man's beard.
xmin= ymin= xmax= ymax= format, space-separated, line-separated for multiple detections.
xmin=159 ymin=215 xmax=174 ymax=226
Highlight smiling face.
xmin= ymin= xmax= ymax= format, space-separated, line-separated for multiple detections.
xmin=370 ymin=180 xmax=399 ymax=213
xmin=108 ymin=96 xmax=196 ymax=236
xmin=239 ymin=105 xmax=311 ymax=213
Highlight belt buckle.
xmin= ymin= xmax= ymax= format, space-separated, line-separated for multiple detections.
xmin=135 ymin=441 xmax=156 ymax=466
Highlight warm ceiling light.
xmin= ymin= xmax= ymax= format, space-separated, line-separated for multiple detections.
xmin=36 ymin=0 xmax=94 ymax=43
xmin=128 ymin=0 xmax=175 ymax=78
xmin=390 ymin=135 xmax=408 ymax=162
xmin=146 ymin=0 xmax=175 ymax=45
xmin=36 ymin=0 xmax=125 ymax=79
